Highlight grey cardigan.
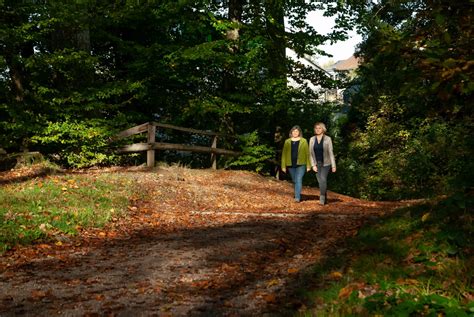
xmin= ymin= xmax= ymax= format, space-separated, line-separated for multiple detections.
xmin=309 ymin=135 xmax=336 ymax=168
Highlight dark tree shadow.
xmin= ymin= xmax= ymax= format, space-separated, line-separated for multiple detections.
xmin=0 ymin=166 xmax=63 ymax=185
xmin=0 ymin=209 xmax=381 ymax=316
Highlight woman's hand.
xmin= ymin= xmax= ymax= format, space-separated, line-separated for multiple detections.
xmin=312 ymin=166 xmax=318 ymax=173
xmin=332 ymin=167 xmax=336 ymax=173
xmin=282 ymin=167 xmax=286 ymax=173
xmin=306 ymin=167 xmax=311 ymax=172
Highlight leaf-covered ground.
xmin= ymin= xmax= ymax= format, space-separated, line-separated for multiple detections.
xmin=0 ymin=165 xmax=412 ymax=316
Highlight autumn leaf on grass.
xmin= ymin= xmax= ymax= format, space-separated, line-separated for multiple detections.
xmin=396 ymin=278 xmax=419 ymax=285
xmin=288 ymin=268 xmax=298 ymax=274
xmin=328 ymin=271 xmax=343 ymax=280
xmin=39 ymin=223 xmax=52 ymax=233
xmin=338 ymin=283 xmax=365 ymax=299
xmin=338 ymin=285 xmax=355 ymax=299
xmin=421 ymin=212 xmax=430 ymax=222
xmin=462 ymin=291 xmax=474 ymax=302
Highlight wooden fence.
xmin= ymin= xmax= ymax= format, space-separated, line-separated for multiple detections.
xmin=115 ymin=122 xmax=241 ymax=168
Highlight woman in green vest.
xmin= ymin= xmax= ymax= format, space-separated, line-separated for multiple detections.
xmin=281 ymin=125 xmax=311 ymax=202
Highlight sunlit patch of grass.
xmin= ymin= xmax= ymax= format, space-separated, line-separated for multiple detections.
xmin=296 ymin=196 xmax=474 ymax=316
xmin=0 ymin=173 xmax=138 ymax=253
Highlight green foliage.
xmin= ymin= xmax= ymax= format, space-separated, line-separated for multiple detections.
xmin=331 ymin=0 xmax=474 ymax=199
xmin=338 ymin=101 xmax=473 ymax=200
xmin=31 ymin=120 xmax=120 ymax=168
xmin=226 ymin=131 xmax=275 ymax=172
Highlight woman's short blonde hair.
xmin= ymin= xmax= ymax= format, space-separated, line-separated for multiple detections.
xmin=289 ymin=125 xmax=303 ymax=138
xmin=314 ymin=122 xmax=327 ymax=133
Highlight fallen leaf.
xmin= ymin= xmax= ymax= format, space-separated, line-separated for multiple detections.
xmin=338 ymin=286 xmax=354 ymax=299
xmin=329 ymin=271 xmax=343 ymax=280
xmin=267 ymin=279 xmax=280 ymax=287
xmin=94 ymin=294 xmax=105 ymax=301
xmin=396 ymin=278 xmax=419 ymax=285
xmin=338 ymin=283 xmax=365 ymax=299
xmin=31 ymin=290 xmax=47 ymax=300
xmin=263 ymin=294 xmax=277 ymax=303
xmin=421 ymin=212 xmax=430 ymax=222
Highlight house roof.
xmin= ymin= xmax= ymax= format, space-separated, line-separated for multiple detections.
xmin=329 ymin=55 xmax=360 ymax=71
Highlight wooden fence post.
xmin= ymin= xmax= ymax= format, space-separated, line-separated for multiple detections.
xmin=211 ymin=135 xmax=218 ymax=169
xmin=147 ymin=123 xmax=156 ymax=167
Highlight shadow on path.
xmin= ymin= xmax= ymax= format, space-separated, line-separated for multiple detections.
xmin=0 ymin=209 xmax=382 ymax=316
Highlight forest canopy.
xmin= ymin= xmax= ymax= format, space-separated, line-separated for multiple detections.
xmin=1 ymin=0 xmax=472 ymax=200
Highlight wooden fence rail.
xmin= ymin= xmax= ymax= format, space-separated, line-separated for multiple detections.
xmin=115 ymin=122 xmax=241 ymax=168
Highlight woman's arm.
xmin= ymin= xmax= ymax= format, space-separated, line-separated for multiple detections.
xmin=281 ymin=140 xmax=288 ymax=172
xmin=305 ymin=139 xmax=311 ymax=170
xmin=308 ymin=136 xmax=317 ymax=168
xmin=328 ymin=137 xmax=336 ymax=171
xmin=302 ymin=138 xmax=311 ymax=171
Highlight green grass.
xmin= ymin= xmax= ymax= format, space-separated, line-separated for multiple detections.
xmin=0 ymin=172 xmax=138 ymax=253
xmin=296 ymin=194 xmax=474 ymax=316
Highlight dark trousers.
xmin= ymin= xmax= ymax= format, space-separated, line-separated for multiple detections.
xmin=316 ymin=162 xmax=331 ymax=203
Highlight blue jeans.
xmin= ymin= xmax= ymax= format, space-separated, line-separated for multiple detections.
xmin=316 ymin=162 xmax=331 ymax=203
xmin=288 ymin=165 xmax=306 ymax=201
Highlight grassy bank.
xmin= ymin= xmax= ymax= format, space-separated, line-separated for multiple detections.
xmin=297 ymin=195 xmax=473 ymax=316
xmin=0 ymin=168 xmax=138 ymax=253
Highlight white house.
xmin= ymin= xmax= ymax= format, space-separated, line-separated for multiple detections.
xmin=286 ymin=48 xmax=360 ymax=102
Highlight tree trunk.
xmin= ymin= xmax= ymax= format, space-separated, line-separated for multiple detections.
xmin=265 ymin=0 xmax=287 ymax=168
xmin=4 ymin=53 xmax=25 ymax=102
xmin=227 ymin=0 xmax=244 ymax=41
xmin=220 ymin=0 xmax=245 ymax=134
xmin=265 ymin=0 xmax=286 ymax=80
xmin=76 ymin=27 xmax=91 ymax=52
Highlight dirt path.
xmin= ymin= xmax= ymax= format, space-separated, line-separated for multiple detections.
xmin=0 ymin=167 xmax=410 ymax=316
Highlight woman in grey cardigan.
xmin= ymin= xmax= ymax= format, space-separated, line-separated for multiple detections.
xmin=309 ymin=122 xmax=336 ymax=205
